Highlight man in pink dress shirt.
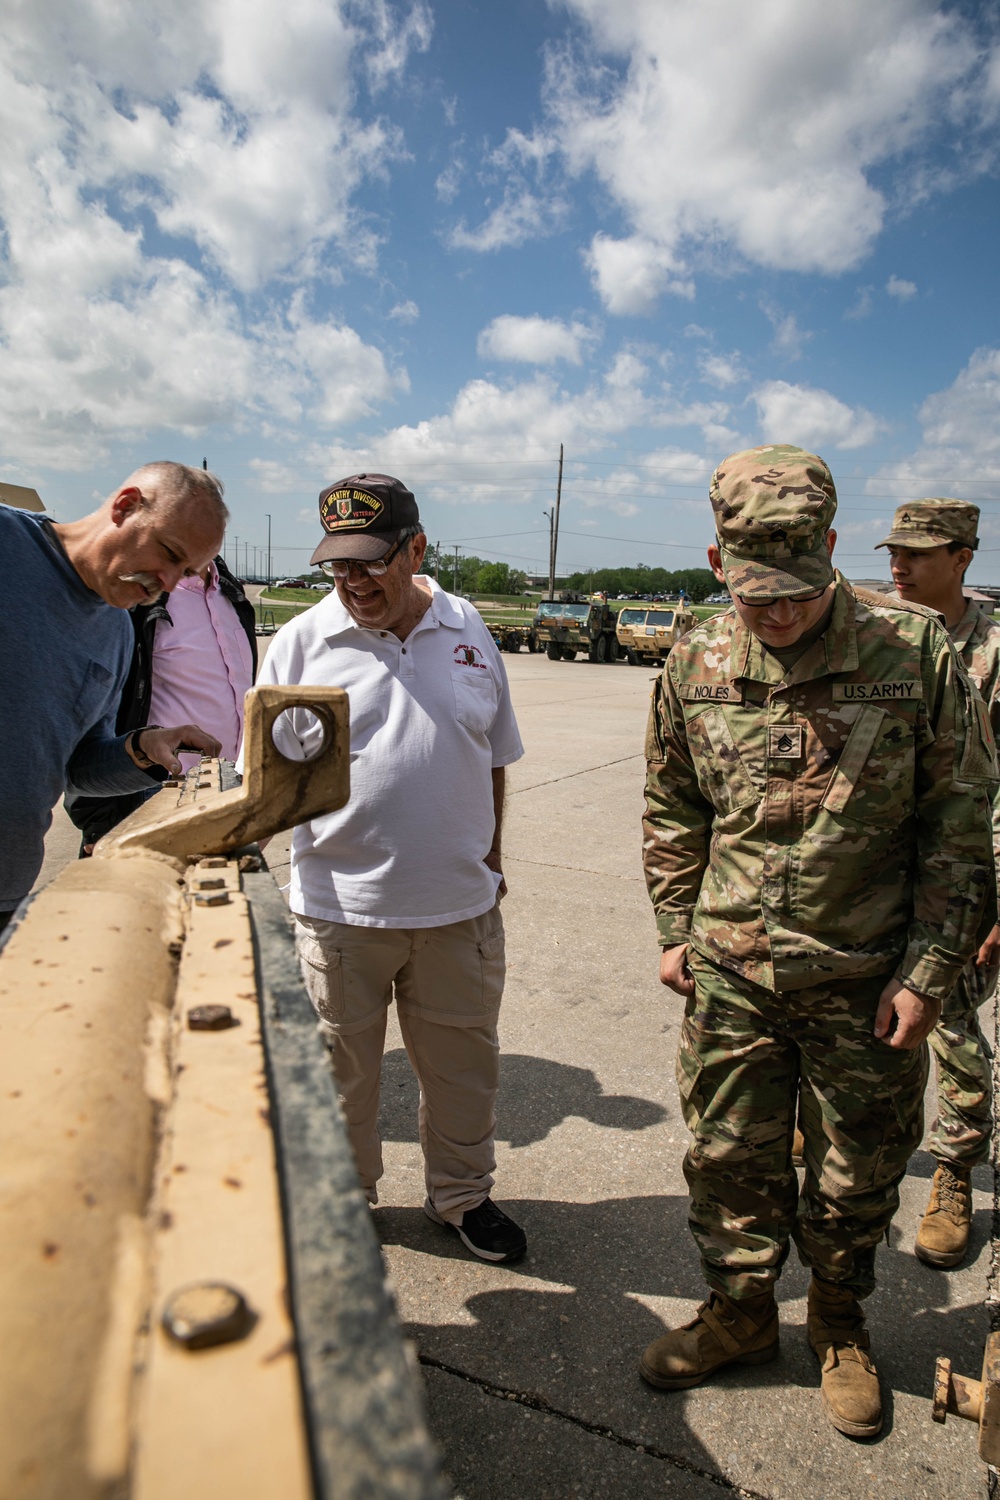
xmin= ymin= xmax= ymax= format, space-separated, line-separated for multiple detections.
xmin=66 ymin=553 xmax=257 ymax=847
xmin=149 ymin=559 xmax=255 ymax=773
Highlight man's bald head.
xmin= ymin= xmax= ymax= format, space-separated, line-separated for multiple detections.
xmin=55 ymin=461 xmax=229 ymax=607
xmin=113 ymin=461 xmax=229 ymax=529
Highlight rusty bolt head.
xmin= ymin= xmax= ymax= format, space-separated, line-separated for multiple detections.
xmin=199 ymin=857 xmax=228 ymax=868
xmin=194 ymin=889 xmax=230 ymax=907
xmin=188 ymin=1004 xmax=236 ymax=1031
xmin=162 ymin=1282 xmax=254 ymax=1350
xmin=194 ymin=876 xmax=226 ymax=891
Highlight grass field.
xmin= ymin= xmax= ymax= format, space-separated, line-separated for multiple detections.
xmin=254 ymin=602 xmax=306 ymax=631
xmin=256 ymin=588 xmax=728 ymax=636
xmin=265 ymin=586 xmax=331 ymax=604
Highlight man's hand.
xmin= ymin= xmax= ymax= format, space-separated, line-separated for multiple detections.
xmin=660 ymin=942 xmax=694 ymax=996
xmin=131 ymin=724 xmax=222 ymax=777
xmin=484 ymin=849 xmax=507 ymax=898
xmin=874 ymin=977 xmax=941 ymax=1050
xmin=976 ymin=922 xmax=1000 ymax=968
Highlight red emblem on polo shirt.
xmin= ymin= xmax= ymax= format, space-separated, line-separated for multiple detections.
xmin=455 ymin=644 xmax=487 ymax=669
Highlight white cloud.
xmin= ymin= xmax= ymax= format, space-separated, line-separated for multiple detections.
xmin=473 ymin=0 xmax=993 ymax=308
xmin=586 ymin=234 xmax=694 ymax=314
xmin=753 ymin=381 xmax=886 ymax=451
xmin=845 ymin=286 xmax=874 ymax=321
xmin=886 ymin=274 xmax=918 ymax=300
xmin=449 ymin=188 xmax=563 ymax=252
xmin=477 ymin=315 xmax=596 ymax=365
xmin=0 ymin=0 xmax=417 ymax=467
xmin=304 ymin=353 xmax=657 ymax=504
xmin=870 ymin=346 xmax=1000 ymax=495
xmin=388 ymin=299 xmax=420 ymax=323
xmin=760 ymin=301 xmax=812 ymax=360
xmin=698 ymin=351 xmax=747 ymax=390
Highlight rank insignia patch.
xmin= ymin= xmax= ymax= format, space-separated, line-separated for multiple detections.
xmin=768 ymin=725 xmax=804 ymax=759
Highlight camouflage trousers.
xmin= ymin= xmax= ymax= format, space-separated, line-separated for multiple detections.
xmin=926 ymin=959 xmax=995 ymax=1169
xmin=677 ymin=954 xmax=928 ymax=1301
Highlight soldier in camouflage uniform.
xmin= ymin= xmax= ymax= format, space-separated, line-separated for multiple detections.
xmin=875 ymin=499 xmax=1000 ymax=1267
xmin=641 ymin=446 xmax=996 ymax=1439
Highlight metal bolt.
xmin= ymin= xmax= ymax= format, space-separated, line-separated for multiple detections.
xmin=162 ymin=1282 xmax=254 ymax=1350
xmin=188 ymin=1004 xmax=236 ymax=1031
xmin=199 ymin=857 xmax=227 ymax=868
xmin=193 ymin=889 xmax=230 ymax=907
xmin=194 ymin=876 xmax=226 ymax=890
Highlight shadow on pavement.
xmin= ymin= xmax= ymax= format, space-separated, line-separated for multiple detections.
xmin=378 ymin=1047 xmax=668 ymax=1148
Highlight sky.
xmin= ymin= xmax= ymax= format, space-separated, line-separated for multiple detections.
xmin=1 ymin=0 xmax=999 ymax=583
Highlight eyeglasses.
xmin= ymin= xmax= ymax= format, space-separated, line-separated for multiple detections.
xmin=734 ymin=585 xmax=828 ymax=608
xmin=319 ymin=534 xmax=409 ymax=579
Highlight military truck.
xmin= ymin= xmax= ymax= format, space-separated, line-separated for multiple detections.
xmin=532 ymin=595 xmax=620 ymax=663
xmin=490 ymin=623 xmax=527 ymax=653
xmin=616 ymin=603 xmax=697 ymax=665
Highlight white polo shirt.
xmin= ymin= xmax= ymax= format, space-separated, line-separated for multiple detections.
xmin=254 ymin=578 xmax=523 ymax=927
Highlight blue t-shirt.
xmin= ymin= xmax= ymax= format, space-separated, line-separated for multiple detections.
xmin=0 ymin=506 xmax=153 ymax=910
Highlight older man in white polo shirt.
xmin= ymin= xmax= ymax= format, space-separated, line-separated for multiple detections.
xmin=258 ymin=473 xmax=526 ymax=1262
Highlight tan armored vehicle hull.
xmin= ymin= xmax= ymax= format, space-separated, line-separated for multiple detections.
xmin=0 ymin=686 xmax=445 ymax=1500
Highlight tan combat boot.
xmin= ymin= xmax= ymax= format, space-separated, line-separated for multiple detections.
xmin=640 ymin=1288 xmax=779 ymax=1390
xmin=915 ymin=1162 xmax=972 ymax=1268
xmin=807 ymin=1278 xmax=881 ymax=1438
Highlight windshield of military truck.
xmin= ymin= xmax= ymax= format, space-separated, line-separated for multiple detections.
xmin=618 ymin=609 xmax=647 ymax=627
xmin=536 ymin=603 xmax=591 ymax=620
xmin=646 ymin=610 xmax=675 ymax=629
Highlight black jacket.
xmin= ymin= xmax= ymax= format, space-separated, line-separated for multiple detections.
xmin=65 ymin=558 xmax=258 ymax=845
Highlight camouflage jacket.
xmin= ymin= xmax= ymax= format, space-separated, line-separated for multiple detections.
xmin=643 ymin=575 xmax=997 ymax=998
xmin=950 ymin=598 xmax=1000 ymax=866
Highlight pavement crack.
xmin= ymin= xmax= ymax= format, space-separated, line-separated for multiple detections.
xmin=513 ymin=754 xmax=643 ymax=793
xmin=506 ymin=855 xmax=643 ymax=882
xmin=418 ymin=1354 xmax=772 ymax=1499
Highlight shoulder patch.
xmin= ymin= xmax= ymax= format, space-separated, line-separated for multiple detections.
xmin=832 ymin=681 xmax=922 ymax=703
xmin=677 ymin=682 xmax=744 ymax=704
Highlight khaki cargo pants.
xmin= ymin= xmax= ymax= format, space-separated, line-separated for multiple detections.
xmin=295 ymin=904 xmax=506 ymax=1223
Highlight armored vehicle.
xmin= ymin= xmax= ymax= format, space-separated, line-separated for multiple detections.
xmin=616 ymin=603 xmax=696 ymax=665
xmin=532 ymin=596 xmax=619 ymax=663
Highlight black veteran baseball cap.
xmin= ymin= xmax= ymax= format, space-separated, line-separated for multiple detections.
xmin=710 ymin=444 xmax=838 ymax=601
xmin=310 ymin=473 xmax=420 ymax=564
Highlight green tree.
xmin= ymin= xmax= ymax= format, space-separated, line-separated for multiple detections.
xmin=475 ymin=562 xmax=526 ymax=595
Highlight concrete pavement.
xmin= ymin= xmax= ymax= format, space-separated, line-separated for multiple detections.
xmin=35 ymin=649 xmax=995 ymax=1498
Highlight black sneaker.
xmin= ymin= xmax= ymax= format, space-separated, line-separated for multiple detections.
xmin=424 ymin=1197 xmax=527 ymax=1263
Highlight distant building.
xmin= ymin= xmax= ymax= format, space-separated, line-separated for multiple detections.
xmin=850 ymin=576 xmax=996 ymax=613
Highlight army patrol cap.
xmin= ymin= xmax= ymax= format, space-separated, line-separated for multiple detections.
xmin=310 ymin=473 xmax=420 ymax=564
xmin=710 ymin=444 xmax=837 ymax=601
xmin=875 ymin=498 xmax=980 ymax=552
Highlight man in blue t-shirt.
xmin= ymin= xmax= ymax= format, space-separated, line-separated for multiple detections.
xmin=0 ymin=461 xmax=228 ymax=928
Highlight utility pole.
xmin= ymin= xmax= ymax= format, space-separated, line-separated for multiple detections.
xmin=233 ymin=536 xmax=239 ymax=578
xmin=552 ymin=442 xmax=563 ymax=598
xmin=454 ymin=544 xmax=460 ymax=594
xmin=434 ymin=541 xmax=441 ymax=583
xmin=547 ymin=443 xmax=563 ymax=600
xmin=266 ymin=514 xmax=272 ymax=586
